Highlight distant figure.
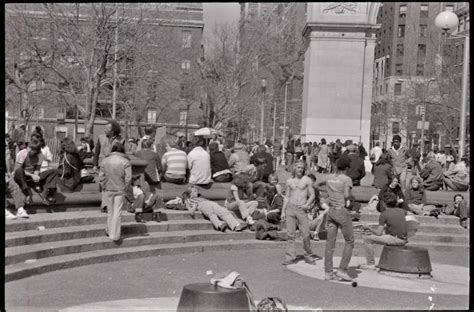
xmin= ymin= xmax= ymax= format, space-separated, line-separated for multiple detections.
xmin=126 ymin=138 xmax=138 ymax=154
xmin=99 ymin=143 xmax=131 ymax=242
xmin=136 ymin=125 xmax=157 ymax=153
xmin=345 ymin=144 xmax=365 ymax=186
xmin=317 ymin=139 xmax=329 ymax=173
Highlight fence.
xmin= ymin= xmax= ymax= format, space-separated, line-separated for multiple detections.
xmin=44 ymin=137 xmax=62 ymax=164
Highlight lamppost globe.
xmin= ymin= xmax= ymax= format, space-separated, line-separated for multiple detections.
xmin=434 ymin=11 xmax=459 ymax=33
xmin=261 ymin=78 xmax=267 ymax=91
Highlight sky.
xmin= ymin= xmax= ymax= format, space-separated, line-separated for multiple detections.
xmin=202 ymin=3 xmax=240 ymax=55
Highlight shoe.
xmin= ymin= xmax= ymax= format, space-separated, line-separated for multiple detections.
xmin=235 ymin=223 xmax=247 ymax=232
xmin=101 ymin=207 xmax=108 ymax=213
xmin=6 ymin=209 xmax=17 ymax=220
xmin=16 ymin=207 xmax=29 ymax=218
xmin=358 ymin=264 xmax=376 ymax=270
xmin=282 ymin=258 xmax=298 ymax=266
xmin=218 ymin=223 xmax=228 ymax=232
xmin=308 ymin=253 xmax=323 ymax=260
xmin=335 ymin=270 xmax=352 ymax=281
xmin=460 ymin=220 xmax=468 ymax=229
xmin=304 ymin=257 xmax=316 ymax=265
xmin=246 ymin=216 xmax=255 ymax=225
xmin=46 ymin=196 xmax=56 ymax=205
xmin=324 ymin=272 xmax=337 ymax=281
xmin=311 ymin=233 xmax=320 ymax=241
xmin=24 ymin=194 xmax=33 ymax=205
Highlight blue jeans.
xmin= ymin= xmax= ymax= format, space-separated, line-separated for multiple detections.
xmin=285 ymin=204 xmax=313 ymax=261
xmin=324 ymin=208 xmax=354 ymax=273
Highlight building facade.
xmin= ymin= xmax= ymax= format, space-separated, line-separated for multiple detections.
xmin=370 ymin=2 xmax=470 ymax=151
xmin=5 ymin=3 xmax=204 ymax=142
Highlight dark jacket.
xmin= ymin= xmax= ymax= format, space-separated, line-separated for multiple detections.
xmin=250 ymin=151 xmax=274 ymax=181
xmin=134 ymin=149 xmax=162 ymax=184
xmin=58 ymin=152 xmax=84 ymax=192
xmin=372 ymin=163 xmax=394 ymax=189
xmin=210 ymin=151 xmax=231 ymax=175
xmin=346 ymin=153 xmax=366 ymax=186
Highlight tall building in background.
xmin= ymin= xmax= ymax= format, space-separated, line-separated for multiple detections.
xmin=370 ymin=2 xmax=462 ymax=150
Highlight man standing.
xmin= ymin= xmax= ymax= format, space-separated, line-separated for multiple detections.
xmin=187 ymin=136 xmax=212 ymax=186
xmin=281 ymin=160 xmax=319 ymax=265
xmin=93 ymin=120 xmax=125 ymax=213
xmin=388 ymin=135 xmax=410 ymax=191
xmin=359 ymin=192 xmax=408 ymax=270
xmin=314 ymin=156 xmax=355 ymax=281
xmin=345 ymin=144 xmax=366 ymax=186
xmin=99 ymin=143 xmax=132 ymax=242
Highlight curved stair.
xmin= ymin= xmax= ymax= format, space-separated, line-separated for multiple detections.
xmin=5 ymin=210 xmax=469 ymax=282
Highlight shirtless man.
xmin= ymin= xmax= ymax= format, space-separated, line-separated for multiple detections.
xmin=281 ymin=160 xmax=319 ymax=265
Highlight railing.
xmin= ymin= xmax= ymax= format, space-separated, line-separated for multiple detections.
xmin=44 ymin=138 xmax=62 ymax=164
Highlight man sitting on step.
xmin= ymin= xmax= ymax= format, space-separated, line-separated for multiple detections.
xmin=359 ymin=192 xmax=408 ymax=270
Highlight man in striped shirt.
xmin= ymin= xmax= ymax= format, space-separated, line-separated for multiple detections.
xmin=161 ymin=137 xmax=188 ymax=184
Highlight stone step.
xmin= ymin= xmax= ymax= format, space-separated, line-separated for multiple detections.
xmin=5 ymin=209 xmax=204 ymax=233
xmin=359 ymin=213 xmax=465 ymax=225
xmin=5 ymin=219 xmax=214 ymax=247
xmin=5 ymin=238 xmax=468 ymax=283
xmin=6 ymin=216 xmax=468 ymax=248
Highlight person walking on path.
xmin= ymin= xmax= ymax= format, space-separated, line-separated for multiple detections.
xmin=281 ymin=160 xmax=319 ymax=265
xmin=314 ymin=156 xmax=355 ymax=281
xmin=359 ymin=192 xmax=408 ymax=270
xmin=317 ymin=139 xmax=329 ymax=173
xmin=99 ymin=143 xmax=132 ymax=242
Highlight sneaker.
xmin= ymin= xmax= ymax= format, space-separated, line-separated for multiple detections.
xmin=6 ymin=209 xmax=17 ymax=220
xmin=324 ymin=272 xmax=337 ymax=281
xmin=17 ymin=207 xmax=29 ymax=218
xmin=218 ymin=223 xmax=228 ymax=232
xmin=235 ymin=223 xmax=247 ymax=232
xmin=308 ymin=253 xmax=323 ymax=260
xmin=335 ymin=270 xmax=352 ymax=281
xmin=358 ymin=263 xmax=376 ymax=270
xmin=282 ymin=258 xmax=298 ymax=266
xmin=304 ymin=257 xmax=316 ymax=265
xmin=311 ymin=233 xmax=320 ymax=241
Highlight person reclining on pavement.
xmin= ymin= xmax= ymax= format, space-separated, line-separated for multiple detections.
xmin=182 ymin=185 xmax=247 ymax=232
xmin=443 ymin=194 xmax=469 ymax=229
xmin=13 ymin=136 xmax=58 ymax=205
xmin=359 ymin=192 xmax=408 ymax=270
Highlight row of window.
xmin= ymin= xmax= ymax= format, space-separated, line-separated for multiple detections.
xmin=146 ymin=108 xmax=188 ymax=125
xmin=398 ymin=3 xmax=454 ymax=19
xmin=397 ymin=24 xmax=427 ymax=38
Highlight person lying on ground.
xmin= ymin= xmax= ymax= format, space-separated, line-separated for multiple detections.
xmin=13 ymin=136 xmax=58 ymax=205
xmin=443 ymin=194 xmax=469 ymax=229
xmin=182 ymin=185 xmax=247 ymax=232
xmin=359 ymin=192 xmax=408 ymax=270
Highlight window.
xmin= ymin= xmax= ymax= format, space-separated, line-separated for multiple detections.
xmin=399 ymin=5 xmax=407 ymax=18
xmin=147 ymin=109 xmax=157 ymax=124
xmin=420 ymin=24 xmax=427 ymax=37
xmin=179 ymin=109 xmax=187 ymax=126
xmin=396 ymin=44 xmax=404 ymax=56
xmin=181 ymin=59 xmax=191 ymax=70
xmin=395 ymin=64 xmax=403 ymax=75
xmin=182 ymin=30 xmax=192 ymax=48
xmin=418 ymin=44 xmax=426 ymax=57
xmin=458 ymin=18 xmax=464 ymax=32
xmin=398 ymin=25 xmax=405 ymax=37
xmin=444 ymin=4 xmax=454 ymax=12
xmin=392 ymin=122 xmax=400 ymax=134
xmin=420 ymin=4 xmax=429 ymax=18
xmin=394 ymin=83 xmax=402 ymax=95
xmin=416 ymin=64 xmax=424 ymax=75
xmin=36 ymin=106 xmax=45 ymax=118
xmin=180 ymin=83 xmax=187 ymax=98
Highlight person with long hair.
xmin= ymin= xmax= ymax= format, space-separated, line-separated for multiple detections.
xmin=372 ymin=152 xmax=394 ymax=190
xmin=281 ymin=160 xmax=319 ymax=265
xmin=404 ymin=175 xmax=436 ymax=216
xmin=57 ymin=137 xmax=84 ymax=192
xmin=377 ymin=176 xmax=408 ymax=213
xmin=317 ymin=138 xmax=329 ymax=173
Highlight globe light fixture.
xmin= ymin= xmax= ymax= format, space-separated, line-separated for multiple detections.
xmin=434 ymin=11 xmax=459 ymax=34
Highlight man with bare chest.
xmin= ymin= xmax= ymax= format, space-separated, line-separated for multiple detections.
xmin=281 ymin=160 xmax=319 ymax=265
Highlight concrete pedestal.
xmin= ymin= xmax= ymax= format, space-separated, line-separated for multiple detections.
xmin=378 ymin=245 xmax=432 ymax=274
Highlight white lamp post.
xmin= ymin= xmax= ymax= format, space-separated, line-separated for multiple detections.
xmin=435 ymin=10 xmax=469 ymax=160
xmin=260 ymin=78 xmax=267 ymax=144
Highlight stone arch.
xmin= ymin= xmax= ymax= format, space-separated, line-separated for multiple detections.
xmin=367 ymin=2 xmax=381 ymax=25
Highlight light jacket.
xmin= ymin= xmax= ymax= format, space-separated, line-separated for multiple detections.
xmin=99 ymin=152 xmax=131 ymax=192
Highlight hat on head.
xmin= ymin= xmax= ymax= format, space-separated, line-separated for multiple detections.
xmin=234 ymin=142 xmax=244 ymax=150
xmin=346 ymin=144 xmax=357 ymax=152
xmin=446 ymin=155 xmax=455 ymax=162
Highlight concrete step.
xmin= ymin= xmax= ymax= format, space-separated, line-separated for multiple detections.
xmin=5 ymin=219 xmax=215 ymax=248
xmin=5 ymin=238 xmax=468 ymax=283
xmin=7 ymin=216 xmax=468 ymax=248
xmin=5 ymin=209 xmax=204 ymax=233
xmin=5 ymin=229 xmax=258 ymax=266
xmin=359 ymin=213 xmax=465 ymax=225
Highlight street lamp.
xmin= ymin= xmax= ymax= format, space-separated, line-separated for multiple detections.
xmin=260 ymin=78 xmax=267 ymax=144
xmin=281 ymin=79 xmax=291 ymax=166
xmin=435 ymin=10 xmax=469 ymax=160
